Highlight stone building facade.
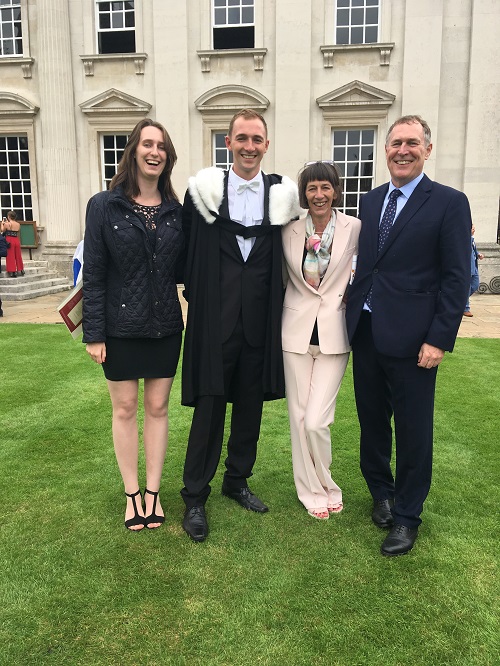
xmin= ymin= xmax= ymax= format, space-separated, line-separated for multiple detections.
xmin=1 ymin=0 xmax=499 ymax=290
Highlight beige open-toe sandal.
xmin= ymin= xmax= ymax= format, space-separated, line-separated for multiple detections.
xmin=307 ymin=507 xmax=329 ymax=520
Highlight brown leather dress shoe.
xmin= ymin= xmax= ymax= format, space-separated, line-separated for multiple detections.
xmin=463 ymin=311 xmax=473 ymax=317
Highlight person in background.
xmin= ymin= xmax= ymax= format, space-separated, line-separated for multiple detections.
xmin=72 ymin=239 xmax=84 ymax=286
xmin=82 ymin=118 xmax=185 ymax=531
xmin=463 ymin=225 xmax=484 ymax=317
xmin=346 ymin=115 xmax=471 ymax=556
xmin=281 ymin=161 xmax=360 ymax=519
xmin=1 ymin=210 xmax=24 ymax=278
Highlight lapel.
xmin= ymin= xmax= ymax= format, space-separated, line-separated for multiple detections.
xmin=220 ymin=171 xmax=244 ymax=261
xmin=377 ymin=175 xmax=432 ymax=262
xmin=366 ymin=185 xmax=388 ymax=266
xmin=288 ymin=216 xmax=310 ymax=285
xmin=247 ymin=173 xmax=270 ymax=260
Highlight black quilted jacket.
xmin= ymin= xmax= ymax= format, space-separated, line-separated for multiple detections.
xmin=82 ymin=186 xmax=185 ymax=343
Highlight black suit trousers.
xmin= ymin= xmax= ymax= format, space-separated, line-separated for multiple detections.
xmin=181 ymin=317 xmax=265 ymax=508
xmin=351 ymin=312 xmax=437 ymax=528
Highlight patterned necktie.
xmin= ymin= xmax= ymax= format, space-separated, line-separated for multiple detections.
xmin=365 ymin=189 xmax=402 ymax=311
xmin=237 ymin=180 xmax=260 ymax=194
xmin=378 ymin=189 xmax=402 ymax=252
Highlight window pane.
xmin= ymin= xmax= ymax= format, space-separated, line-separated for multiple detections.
xmin=352 ymin=0 xmax=364 ymax=6
xmin=214 ymin=8 xmax=225 ymax=24
xmin=337 ymin=0 xmax=349 ymax=6
xmin=336 ymin=27 xmax=349 ymax=44
xmin=365 ymin=26 xmax=377 ymax=43
xmin=366 ymin=7 xmax=378 ymax=24
xmin=333 ymin=147 xmax=345 ymax=161
xmin=99 ymin=29 xmax=135 ymax=53
xmin=125 ymin=12 xmax=134 ymax=28
xmin=214 ymin=0 xmax=225 ymax=6
xmin=228 ymin=7 xmax=240 ymax=24
xmin=351 ymin=8 xmax=364 ymax=25
xmin=111 ymin=13 xmax=123 ymax=29
xmin=337 ymin=9 xmax=349 ymax=26
xmin=361 ymin=146 xmax=373 ymax=160
xmin=346 ymin=194 xmax=358 ymax=208
xmin=228 ymin=0 xmax=239 ymax=6
xmin=361 ymin=130 xmax=374 ymax=143
xmin=215 ymin=133 xmax=226 ymax=147
xmin=241 ymin=7 xmax=253 ymax=23
xmin=99 ymin=13 xmax=111 ymax=29
xmin=334 ymin=131 xmax=346 ymax=145
xmin=350 ymin=26 xmax=363 ymax=43
xmin=347 ymin=130 xmax=360 ymax=145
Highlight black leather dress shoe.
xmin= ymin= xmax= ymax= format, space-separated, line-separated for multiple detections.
xmin=221 ymin=486 xmax=269 ymax=513
xmin=372 ymin=498 xmax=394 ymax=528
xmin=182 ymin=506 xmax=208 ymax=542
xmin=381 ymin=524 xmax=418 ymax=556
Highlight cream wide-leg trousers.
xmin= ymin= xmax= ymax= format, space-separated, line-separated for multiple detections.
xmin=283 ymin=346 xmax=349 ymax=511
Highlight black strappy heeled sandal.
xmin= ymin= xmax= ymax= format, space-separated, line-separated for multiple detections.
xmin=144 ymin=488 xmax=165 ymax=529
xmin=124 ymin=489 xmax=145 ymax=531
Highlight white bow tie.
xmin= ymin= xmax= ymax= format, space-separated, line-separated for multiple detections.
xmin=237 ymin=180 xmax=260 ymax=194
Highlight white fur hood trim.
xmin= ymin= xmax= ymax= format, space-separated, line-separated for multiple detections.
xmin=188 ymin=167 xmax=225 ymax=223
xmin=188 ymin=167 xmax=303 ymax=226
xmin=269 ymin=175 xmax=304 ymax=227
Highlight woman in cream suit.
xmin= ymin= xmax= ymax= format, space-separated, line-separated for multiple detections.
xmin=282 ymin=162 xmax=361 ymax=519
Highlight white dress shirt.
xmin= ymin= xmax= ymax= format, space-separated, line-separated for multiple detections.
xmin=227 ymin=168 xmax=264 ymax=261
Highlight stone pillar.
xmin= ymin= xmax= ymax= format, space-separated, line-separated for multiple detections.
xmin=37 ymin=0 xmax=81 ymax=277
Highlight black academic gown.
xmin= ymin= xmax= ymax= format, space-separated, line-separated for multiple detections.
xmin=181 ymin=171 xmax=286 ymax=407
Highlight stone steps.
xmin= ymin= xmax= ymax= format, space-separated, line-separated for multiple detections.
xmin=0 ymin=260 xmax=72 ymax=301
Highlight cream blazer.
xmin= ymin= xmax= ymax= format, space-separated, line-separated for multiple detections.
xmin=282 ymin=210 xmax=361 ymax=354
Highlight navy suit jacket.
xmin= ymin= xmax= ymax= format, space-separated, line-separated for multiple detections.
xmin=346 ymin=174 xmax=472 ymax=357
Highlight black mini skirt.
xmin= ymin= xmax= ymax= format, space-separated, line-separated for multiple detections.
xmin=102 ymin=333 xmax=182 ymax=381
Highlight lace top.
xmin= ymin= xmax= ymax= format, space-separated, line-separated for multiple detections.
xmin=132 ymin=203 xmax=161 ymax=250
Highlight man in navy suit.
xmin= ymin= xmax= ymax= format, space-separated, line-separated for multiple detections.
xmin=346 ymin=115 xmax=471 ymax=556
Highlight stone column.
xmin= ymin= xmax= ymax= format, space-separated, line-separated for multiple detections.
xmin=37 ymin=0 xmax=81 ymax=276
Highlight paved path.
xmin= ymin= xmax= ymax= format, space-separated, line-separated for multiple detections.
xmin=0 ymin=290 xmax=499 ymax=338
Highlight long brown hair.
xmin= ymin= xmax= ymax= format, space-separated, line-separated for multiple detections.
xmin=110 ymin=118 xmax=179 ymax=202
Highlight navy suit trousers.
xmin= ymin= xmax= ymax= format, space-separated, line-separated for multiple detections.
xmin=352 ymin=312 xmax=437 ymax=528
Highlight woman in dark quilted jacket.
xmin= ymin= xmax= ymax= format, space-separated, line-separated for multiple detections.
xmin=83 ymin=118 xmax=185 ymax=531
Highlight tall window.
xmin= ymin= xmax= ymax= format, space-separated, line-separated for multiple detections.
xmin=213 ymin=0 xmax=254 ymax=49
xmin=213 ymin=132 xmax=233 ymax=169
xmin=333 ymin=129 xmax=374 ymax=217
xmin=96 ymin=1 xmax=135 ymax=54
xmin=0 ymin=0 xmax=22 ymax=56
xmin=0 ymin=135 xmax=32 ymax=220
xmin=336 ymin=0 xmax=379 ymax=45
xmin=101 ymin=134 xmax=128 ymax=190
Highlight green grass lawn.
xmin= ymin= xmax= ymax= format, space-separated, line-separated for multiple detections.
xmin=0 ymin=324 xmax=498 ymax=666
